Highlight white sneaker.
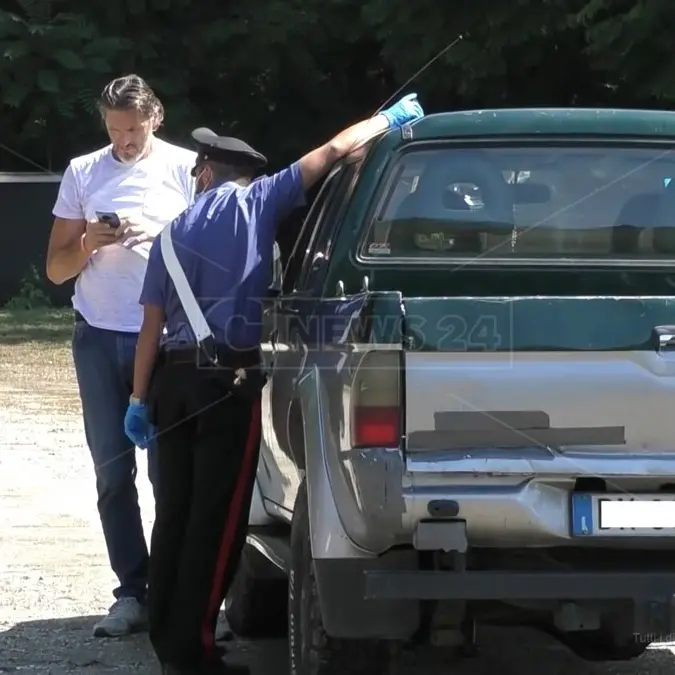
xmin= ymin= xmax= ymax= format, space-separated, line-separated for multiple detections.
xmin=92 ymin=597 xmax=148 ymax=637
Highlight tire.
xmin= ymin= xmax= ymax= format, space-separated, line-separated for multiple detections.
xmin=224 ymin=542 xmax=288 ymax=638
xmin=289 ymin=481 xmax=391 ymax=675
xmin=557 ymin=629 xmax=649 ymax=661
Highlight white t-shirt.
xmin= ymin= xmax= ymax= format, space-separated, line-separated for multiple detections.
xmin=52 ymin=137 xmax=196 ymax=332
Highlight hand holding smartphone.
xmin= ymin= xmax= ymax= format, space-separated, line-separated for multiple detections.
xmin=95 ymin=211 xmax=121 ymax=229
xmin=83 ymin=212 xmax=122 ymax=253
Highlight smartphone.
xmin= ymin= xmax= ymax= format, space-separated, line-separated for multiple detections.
xmin=95 ymin=211 xmax=121 ymax=228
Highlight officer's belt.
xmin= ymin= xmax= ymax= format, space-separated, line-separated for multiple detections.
xmin=160 ymin=345 xmax=260 ymax=368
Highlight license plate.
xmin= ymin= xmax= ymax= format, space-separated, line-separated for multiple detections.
xmin=571 ymin=493 xmax=675 ymax=537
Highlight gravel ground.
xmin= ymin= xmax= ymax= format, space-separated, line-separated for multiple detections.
xmin=0 ymin=325 xmax=286 ymax=675
xmin=1 ymin=313 xmax=675 ymax=675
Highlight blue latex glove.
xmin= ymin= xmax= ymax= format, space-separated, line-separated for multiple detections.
xmin=124 ymin=401 xmax=155 ymax=449
xmin=380 ymin=93 xmax=425 ymax=129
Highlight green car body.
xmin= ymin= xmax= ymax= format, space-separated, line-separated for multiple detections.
xmin=232 ymin=109 xmax=675 ymax=671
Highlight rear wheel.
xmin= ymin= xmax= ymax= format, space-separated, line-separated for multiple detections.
xmin=225 ymin=543 xmax=288 ymax=638
xmin=289 ymin=481 xmax=391 ymax=675
xmin=556 ymin=629 xmax=649 ymax=661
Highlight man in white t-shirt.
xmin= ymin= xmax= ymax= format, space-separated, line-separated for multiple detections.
xmin=46 ymin=74 xmax=196 ymax=638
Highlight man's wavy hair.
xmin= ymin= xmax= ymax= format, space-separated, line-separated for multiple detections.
xmin=98 ymin=74 xmax=164 ymax=124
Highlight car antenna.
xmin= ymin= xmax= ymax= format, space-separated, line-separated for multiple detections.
xmin=341 ymin=32 xmax=466 ymax=163
xmin=373 ymin=33 xmax=466 ymax=117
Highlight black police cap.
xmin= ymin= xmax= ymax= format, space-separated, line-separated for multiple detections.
xmin=190 ymin=127 xmax=267 ymax=176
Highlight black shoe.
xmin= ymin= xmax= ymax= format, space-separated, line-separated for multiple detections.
xmin=201 ymin=660 xmax=250 ymax=675
xmin=216 ymin=626 xmax=234 ymax=642
xmin=161 ymin=664 xmax=199 ymax=675
xmin=220 ymin=665 xmax=249 ymax=675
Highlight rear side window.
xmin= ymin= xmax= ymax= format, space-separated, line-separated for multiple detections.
xmin=360 ymin=143 xmax=675 ymax=262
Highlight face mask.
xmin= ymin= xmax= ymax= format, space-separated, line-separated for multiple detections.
xmin=195 ymin=166 xmax=212 ymax=195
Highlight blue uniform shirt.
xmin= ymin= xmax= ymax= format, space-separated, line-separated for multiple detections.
xmin=140 ymin=161 xmax=305 ymax=350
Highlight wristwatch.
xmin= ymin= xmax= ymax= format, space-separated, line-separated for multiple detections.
xmin=130 ymin=394 xmax=143 ymax=405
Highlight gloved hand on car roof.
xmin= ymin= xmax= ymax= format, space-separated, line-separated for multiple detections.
xmin=381 ymin=93 xmax=425 ymax=129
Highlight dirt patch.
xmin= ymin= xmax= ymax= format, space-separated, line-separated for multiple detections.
xmin=0 ymin=309 xmax=157 ymax=673
xmin=0 ymin=310 xmax=284 ymax=675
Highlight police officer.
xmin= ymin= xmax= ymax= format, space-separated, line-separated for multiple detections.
xmin=123 ymin=93 xmax=424 ymax=675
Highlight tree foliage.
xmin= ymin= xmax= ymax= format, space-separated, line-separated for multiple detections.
xmin=0 ymin=0 xmax=673 ymax=172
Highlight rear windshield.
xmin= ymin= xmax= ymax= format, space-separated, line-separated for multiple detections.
xmin=361 ymin=143 xmax=675 ymax=262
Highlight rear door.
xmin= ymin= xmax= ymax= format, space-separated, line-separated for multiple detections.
xmin=356 ymin=138 xmax=675 ymax=457
xmin=402 ymin=296 xmax=675 ymax=454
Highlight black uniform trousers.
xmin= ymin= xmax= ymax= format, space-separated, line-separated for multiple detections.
xmin=146 ymin=348 xmax=262 ymax=668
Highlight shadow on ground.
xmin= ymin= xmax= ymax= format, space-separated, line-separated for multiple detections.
xmin=0 ymin=613 xmax=287 ymax=675
xmin=3 ymin=614 xmax=675 ymax=675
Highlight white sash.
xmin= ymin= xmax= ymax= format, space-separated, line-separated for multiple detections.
xmin=159 ymin=225 xmax=213 ymax=344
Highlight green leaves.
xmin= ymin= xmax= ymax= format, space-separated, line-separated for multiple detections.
xmin=3 ymin=82 xmax=29 ymax=107
xmin=2 ymin=0 xmax=675 ymax=173
xmin=86 ymin=57 xmax=113 ymax=73
xmin=3 ymin=41 xmax=29 ymax=59
xmin=36 ymin=70 xmax=59 ymax=92
xmin=52 ymin=48 xmax=84 ymax=69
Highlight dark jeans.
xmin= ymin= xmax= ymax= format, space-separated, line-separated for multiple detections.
xmin=72 ymin=318 xmax=158 ymax=602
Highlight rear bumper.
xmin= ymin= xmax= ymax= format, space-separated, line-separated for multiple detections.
xmin=315 ymin=556 xmax=675 ymax=640
xmin=323 ymin=445 xmax=675 ymax=555
xmin=364 ymin=570 xmax=675 ymax=600
xmin=400 ymin=449 xmax=675 ymax=548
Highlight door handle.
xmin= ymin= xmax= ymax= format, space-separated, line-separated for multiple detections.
xmin=652 ymin=325 xmax=675 ymax=353
xmin=267 ymin=306 xmax=300 ymax=316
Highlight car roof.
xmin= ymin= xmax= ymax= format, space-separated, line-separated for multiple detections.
xmin=394 ymin=108 xmax=675 ymax=141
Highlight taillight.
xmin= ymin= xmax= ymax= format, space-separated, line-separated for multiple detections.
xmin=352 ymin=405 xmax=400 ymax=447
xmin=350 ymin=350 xmax=402 ymax=448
